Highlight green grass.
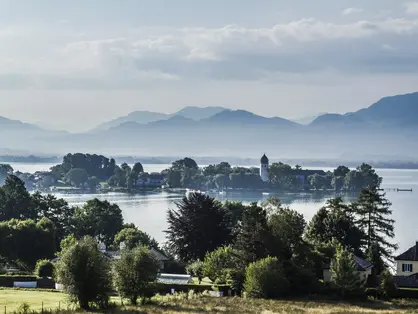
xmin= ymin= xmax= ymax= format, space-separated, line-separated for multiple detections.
xmin=1 ymin=290 xmax=418 ymax=314
xmin=0 ymin=289 xmax=68 ymax=312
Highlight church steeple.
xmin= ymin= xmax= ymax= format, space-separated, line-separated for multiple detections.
xmin=260 ymin=153 xmax=269 ymax=165
xmin=260 ymin=153 xmax=269 ymax=182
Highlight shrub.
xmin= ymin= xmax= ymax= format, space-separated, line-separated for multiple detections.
xmin=330 ymin=243 xmax=362 ymax=295
xmin=186 ymin=260 xmax=204 ymax=284
xmin=55 ymin=236 xmax=112 ymax=310
xmin=378 ymin=269 xmax=397 ymax=299
xmin=202 ymin=246 xmax=242 ymax=284
xmin=244 ymin=256 xmax=289 ymax=299
xmin=113 ymin=246 xmax=159 ymax=305
xmin=17 ymin=302 xmax=31 ymax=314
xmin=35 ymin=259 xmax=54 ymax=278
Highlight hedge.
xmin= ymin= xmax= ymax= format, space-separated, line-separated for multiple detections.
xmin=366 ymin=287 xmax=418 ymax=299
xmin=0 ymin=275 xmax=39 ymax=288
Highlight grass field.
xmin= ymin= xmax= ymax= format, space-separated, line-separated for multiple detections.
xmin=0 ymin=289 xmax=68 ymax=312
xmin=1 ymin=290 xmax=418 ymax=314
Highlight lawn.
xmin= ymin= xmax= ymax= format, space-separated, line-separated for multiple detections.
xmin=1 ymin=290 xmax=418 ymax=314
xmin=0 ymin=289 xmax=68 ymax=312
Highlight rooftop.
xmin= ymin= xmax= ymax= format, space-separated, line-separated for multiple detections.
xmin=396 ymin=242 xmax=418 ymax=261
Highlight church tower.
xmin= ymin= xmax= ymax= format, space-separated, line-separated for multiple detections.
xmin=260 ymin=154 xmax=269 ymax=183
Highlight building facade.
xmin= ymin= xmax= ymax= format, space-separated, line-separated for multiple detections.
xmin=260 ymin=154 xmax=269 ymax=183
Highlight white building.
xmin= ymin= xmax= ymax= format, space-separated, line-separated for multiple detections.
xmin=260 ymin=154 xmax=269 ymax=183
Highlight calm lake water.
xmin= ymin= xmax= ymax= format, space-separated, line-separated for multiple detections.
xmin=7 ymin=163 xmax=418 ymax=254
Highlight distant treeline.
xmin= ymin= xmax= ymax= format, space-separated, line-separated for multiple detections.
xmin=0 ymin=155 xmax=60 ymax=163
xmin=2 ymin=154 xmax=418 ymax=170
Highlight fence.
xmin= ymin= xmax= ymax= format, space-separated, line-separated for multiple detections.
xmin=1 ymin=301 xmax=76 ymax=314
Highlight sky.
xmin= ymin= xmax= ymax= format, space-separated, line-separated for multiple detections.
xmin=1 ymin=0 xmax=418 ymax=131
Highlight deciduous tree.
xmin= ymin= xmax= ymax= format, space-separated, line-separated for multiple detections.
xmin=113 ymin=246 xmax=159 ymax=305
xmin=74 ymin=199 xmax=124 ymax=247
xmin=55 ymin=236 xmax=112 ymax=310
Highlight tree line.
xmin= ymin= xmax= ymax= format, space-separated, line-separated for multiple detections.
xmin=11 ymin=152 xmax=381 ymax=192
xmin=165 ymin=157 xmax=382 ymax=192
xmin=0 ymin=174 xmax=157 ymax=272
xmin=166 ymin=187 xmax=397 ymax=298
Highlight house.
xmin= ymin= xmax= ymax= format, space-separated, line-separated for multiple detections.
xmin=395 ymin=242 xmax=418 ymax=276
xmin=99 ymin=242 xmax=170 ymax=271
xmin=393 ymin=242 xmax=418 ymax=288
xmin=136 ymin=173 xmax=165 ymax=188
xmin=323 ymin=255 xmax=374 ymax=284
xmin=52 ymin=242 xmax=170 ymax=272
xmin=293 ymin=169 xmax=327 ymax=185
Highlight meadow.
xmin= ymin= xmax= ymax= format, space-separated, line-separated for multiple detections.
xmin=2 ymin=289 xmax=418 ymax=314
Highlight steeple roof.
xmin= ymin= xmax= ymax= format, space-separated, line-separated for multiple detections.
xmin=260 ymin=154 xmax=269 ymax=164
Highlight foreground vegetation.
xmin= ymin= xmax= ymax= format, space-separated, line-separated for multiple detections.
xmin=1 ymin=290 xmax=418 ymax=314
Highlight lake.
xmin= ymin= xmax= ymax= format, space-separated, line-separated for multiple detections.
xmin=7 ymin=162 xmax=418 ymax=254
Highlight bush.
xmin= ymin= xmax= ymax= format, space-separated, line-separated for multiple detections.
xmin=379 ymin=269 xmax=397 ymax=299
xmin=16 ymin=302 xmax=31 ymax=314
xmin=244 ymin=256 xmax=289 ymax=299
xmin=186 ymin=260 xmax=204 ymax=284
xmin=55 ymin=236 xmax=112 ymax=310
xmin=113 ymin=246 xmax=160 ymax=305
xmin=35 ymin=259 xmax=54 ymax=278
xmin=202 ymin=246 xmax=242 ymax=284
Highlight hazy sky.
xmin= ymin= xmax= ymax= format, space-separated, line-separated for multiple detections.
xmin=1 ymin=0 xmax=418 ymax=131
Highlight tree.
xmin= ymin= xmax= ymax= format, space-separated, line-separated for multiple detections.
xmin=0 ymin=175 xmax=35 ymax=221
xmin=132 ymin=162 xmax=144 ymax=174
xmin=352 ymin=187 xmax=397 ymax=266
xmin=166 ymin=170 xmax=182 ymax=188
xmin=35 ymin=259 xmax=54 ymax=278
xmin=186 ymin=260 xmax=204 ymax=284
xmin=330 ymin=243 xmax=362 ymax=295
xmin=357 ymin=163 xmax=382 ymax=188
xmin=379 ymin=269 xmax=397 ymax=299
xmin=64 ymin=168 xmax=89 ymax=187
xmin=59 ymin=153 xmax=116 ymax=181
xmin=202 ymin=246 xmax=243 ymax=284
xmin=334 ymin=166 xmax=350 ymax=178
xmin=87 ymin=176 xmax=100 ymax=192
xmin=269 ymin=163 xmax=299 ymax=190
xmin=171 ymin=158 xmax=198 ymax=171
xmin=308 ymin=174 xmax=331 ymax=190
xmin=55 ymin=237 xmax=112 ymax=310
xmin=234 ymin=203 xmax=271 ymax=264
xmin=114 ymin=227 xmax=159 ymax=250
xmin=203 ymin=162 xmax=232 ymax=176
xmin=166 ymin=193 xmax=232 ymax=262
xmin=214 ymin=174 xmax=229 ymax=189
xmin=31 ymin=192 xmax=75 ymax=245
xmin=0 ymin=164 xmax=13 ymax=184
xmin=113 ymin=246 xmax=159 ymax=305
xmin=73 ymin=199 xmax=124 ymax=247
xmin=344 ymin=164 xmax=382 ymax=191
xmin=305 ymin=197 xmax=364 ymax=255
xmin=223 ymin=201 xmax=246 ymax=233
xmin=0 ymin=218 xmax=56 ymax=270
xmin=244 ymin=256 xmax=289 ymax=299
xmin=58 ymin=234 xmax=77 ymax=255
xmin=268 ymin=206 xmax=306 ymax=260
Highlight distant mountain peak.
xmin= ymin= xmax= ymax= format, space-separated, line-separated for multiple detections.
xmin=174 ymin=106 xmax=228 ymax=120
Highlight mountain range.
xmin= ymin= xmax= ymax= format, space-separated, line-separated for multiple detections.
xmin=1 ymin=92 xmax=418 ymax=159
